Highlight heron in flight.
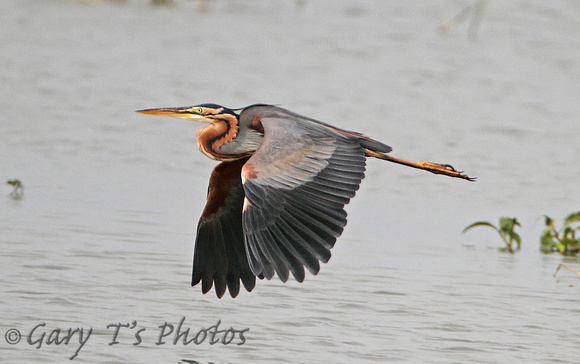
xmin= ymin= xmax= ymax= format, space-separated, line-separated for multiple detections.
xmin=137 ymin=104 xmax=473 ymax=298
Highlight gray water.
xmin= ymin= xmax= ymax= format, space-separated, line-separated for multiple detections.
xmin=1 ymin=0 xmax=579 ymax=363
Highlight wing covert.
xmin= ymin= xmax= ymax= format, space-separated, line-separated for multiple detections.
xmin=240 ymin=109 xmax=367 ymax=283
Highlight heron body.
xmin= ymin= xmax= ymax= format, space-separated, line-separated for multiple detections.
xmin=137 ymin=104 xmax=473 ymax=298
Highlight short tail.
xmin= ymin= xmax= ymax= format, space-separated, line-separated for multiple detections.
xmin=359 ymin=136 xmax=392 ymax=154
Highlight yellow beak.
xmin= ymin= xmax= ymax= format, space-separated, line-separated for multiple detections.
xmin=136 ymin=107 xmax=212 ymax=123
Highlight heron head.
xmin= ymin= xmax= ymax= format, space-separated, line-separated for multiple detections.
xmin=137 ymin=103 xmax=237 ymax=123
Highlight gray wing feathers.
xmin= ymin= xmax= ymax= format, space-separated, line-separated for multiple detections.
xmin=241 ymin=112 xmax=367 ymax=282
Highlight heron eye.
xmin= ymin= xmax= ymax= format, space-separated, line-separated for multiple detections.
xmin=190 ymin=107 xmax=203 ymax=114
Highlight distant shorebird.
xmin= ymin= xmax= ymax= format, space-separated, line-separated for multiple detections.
xmin=138 ymin=104 xmax=474 ymax=298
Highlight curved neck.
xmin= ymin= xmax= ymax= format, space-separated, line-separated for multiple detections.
xmin=196 ymin=114 xmax=241 ymax=160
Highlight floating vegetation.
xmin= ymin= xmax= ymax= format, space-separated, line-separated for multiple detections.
xmin=540 ymin=212 xmax=580 ymax=256
xmin=463 ymin=217 xmax=521 ymax=253
xmin=464 ymin=212 xmax=580 ymax=258
xmin=6 ymin=179 xmax=23 ymax=200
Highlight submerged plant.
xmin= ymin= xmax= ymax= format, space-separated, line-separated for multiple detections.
xmin=553 ymin=264 xmax=580 ymax=278
xmin=6 ymin=179 xmax=23 ymax=199
xmin=463 ymin=217 xmax=521 ymax=253
xmin=540 ymin=212 xmax=580 ymax=256
xmin=438 ymin=0 xmax=488 ymax=40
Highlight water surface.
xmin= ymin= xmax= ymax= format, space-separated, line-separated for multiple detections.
xmin=1 ymin=1 xmax=579 ymax=362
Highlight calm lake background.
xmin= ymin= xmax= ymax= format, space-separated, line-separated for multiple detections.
xmin=1 ymin=0 xmax=579 ymax=363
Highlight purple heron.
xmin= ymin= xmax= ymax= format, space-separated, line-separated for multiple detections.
xmin=137 ymin=104 xmax=474 ymax=298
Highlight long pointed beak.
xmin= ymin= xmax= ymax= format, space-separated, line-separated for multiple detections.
xmin=136 ymin=107 xmax=212 ymax=122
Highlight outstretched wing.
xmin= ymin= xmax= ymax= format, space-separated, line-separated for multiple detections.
xmin=192 ymin=157 xmax=256 ymax=298
xmin=240 ymin=106 xmax=368 ymax=283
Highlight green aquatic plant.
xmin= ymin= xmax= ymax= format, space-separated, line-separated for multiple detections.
xmin=463 ymin=217 xmax=521 ymax=253
xmin=540 ymin=212 xmax=580 ymax=256
xmin=6 ymin=179 xmax=23 ymax=199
